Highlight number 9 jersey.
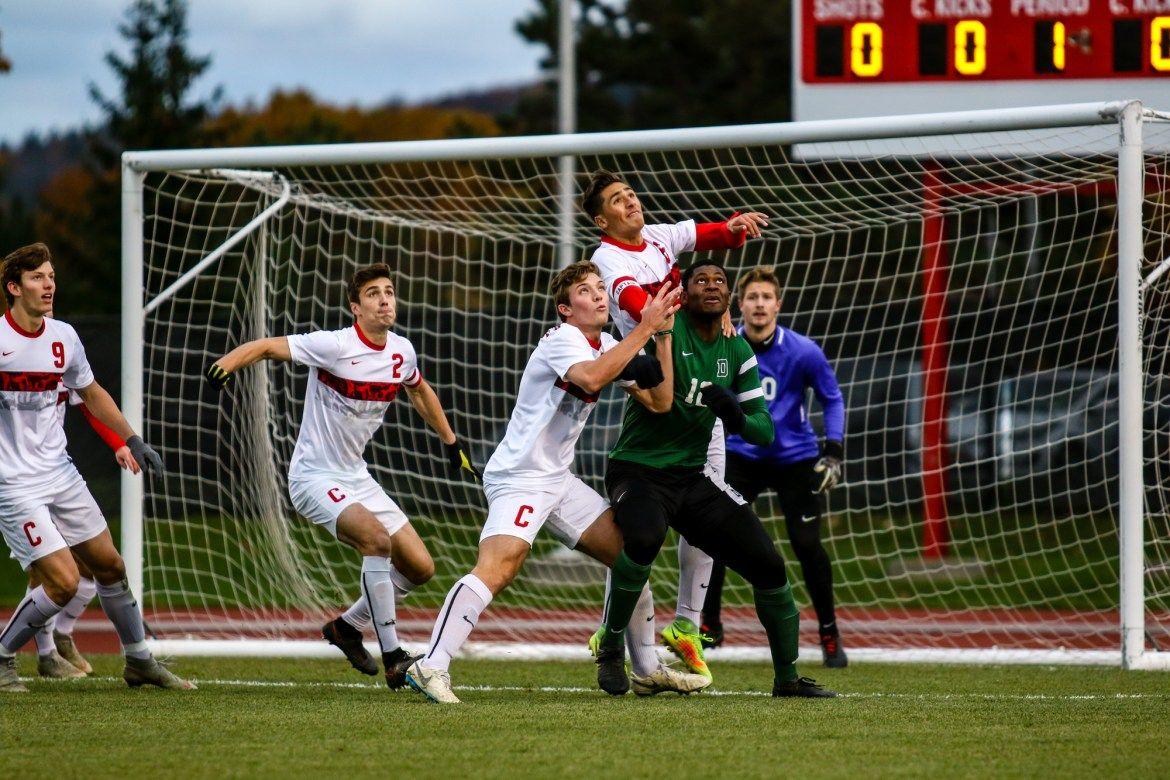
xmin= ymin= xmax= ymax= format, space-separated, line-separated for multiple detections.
xmin=0 ymin=310 xmax=94 ymax=485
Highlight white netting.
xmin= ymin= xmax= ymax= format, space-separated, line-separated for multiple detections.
xmin=136 ymin=110 xmax=1170 ymax=660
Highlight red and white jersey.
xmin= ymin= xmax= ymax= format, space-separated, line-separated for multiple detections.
xmin=589 ymin=220 xmax=696 ymax=337
xmin=286 ymin=324 xmax=421 ymax=479
xmin=0 ymin=311 xmax=95 ymax=485
xmin=483 ymin=323 xmax=620 ymax=487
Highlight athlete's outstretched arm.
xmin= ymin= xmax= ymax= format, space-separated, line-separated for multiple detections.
xmin=625 ymin=332 xmax=674 ymax=413
xmin=205 ymin=337 xmax=292 ymax=389
xmin=405 ymin=380 xmax=479 ymax=481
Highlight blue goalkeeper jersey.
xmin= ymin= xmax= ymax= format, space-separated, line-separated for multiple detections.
xmin=726 ymin=324 xmax=845 ymax=465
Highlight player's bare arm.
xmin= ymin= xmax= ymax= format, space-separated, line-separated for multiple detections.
xmin=206 ymin=336 xmax=293 ymax=388
xmin=563 ymin=280 xmax=680 ymax=394
xmin=74 ymin=381 xmax=163 ymax=475
xmin=625 ymin=328 xmax=674 ymax=413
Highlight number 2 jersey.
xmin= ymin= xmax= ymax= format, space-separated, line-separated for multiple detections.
xmin=483 ymin=323 xmax=621 ymax=488
xmin=286 ymin=323 xmax=422 ymax=479
xmin=0 ymin=310 xmax=95 ymax=486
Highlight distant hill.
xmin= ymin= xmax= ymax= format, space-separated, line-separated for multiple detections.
xmin=423 ymin=82 xmax=535 ymax=117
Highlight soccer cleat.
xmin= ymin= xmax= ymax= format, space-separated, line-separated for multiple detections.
xmin=630 ymin=663 xmax=712 ymax=696
xmin=383 ymin=648 xmax=423 ymax=690
xmin=821 ymin=632 xmax=848 ymax=669
xmin=123 ymin=656 xmax=197 ymax=690
xmin=53 ymin=631 xmax=93 ymax=674
xmin=699 ymin=621 xmax=724 ymax=649
xmin=37 ymin=650 xmax=86 ymax=679
xmin=660 ymin=618 xmax=712 ymax=681
xmin=405 ymin=660 xmax=460 ymax=704
xmin=594 ymin=643 xmax=630 ymax=696
xmin=0 ymin=656 xmax=27 ymax=693
xmin=772 ymin=676 xmax=837 ymax=698
xmin=322 ymin=617 xmax=378 ymax=676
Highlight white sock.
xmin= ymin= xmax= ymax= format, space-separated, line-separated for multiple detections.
xmin=342 ymin=567 xmax=414 ymax=630
xmin=627 ymin=583 xmax=658 ymax=677
xmin=96 ymin=578 xmax=150 ymax=660
xmin=360 ymin=557 xmax=400 ymax=654
xmin=1 ymin=586 xmax=64 ymax=657
xmin=54 ymin=576 xmax=96 ymax=636
xmin=25 ymin=585 xmax=57 ymax=656
xmin=423 ymin=573 xmax=492 ymax=672
xmin=676 ymin=536 xmax=713 ymax=626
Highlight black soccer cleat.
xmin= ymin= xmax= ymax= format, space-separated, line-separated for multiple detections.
xmin=772 ymin=676 xmax=838 ymax=698
xmin=821 ymin=632 xmax=848 ymax=669
xmin=595 ymin=645 xmax=630 ymax=696
xmin=323 ymin=617 xmax=378 ymax=676
xmin=699 ymin=621 xmax=724 ymax=649
xmin=383 ymin=647 xmax=423 ymax=690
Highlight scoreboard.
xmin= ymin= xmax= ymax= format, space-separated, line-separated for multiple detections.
xmin=793 ymin=0 xmax=1170 ymax=122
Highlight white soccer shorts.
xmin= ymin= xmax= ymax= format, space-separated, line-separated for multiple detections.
xmin=288 ymin=471 xmax=409 ymax=539
xmin=480 ymin=474 xmax=609 ymax=548
xmin=0 ymin=467 xmax=107 ymax=570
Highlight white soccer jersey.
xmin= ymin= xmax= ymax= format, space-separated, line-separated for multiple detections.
xmin=286 ymin=324 xmax=421 ymax=479
xmin=483 ymin=323 xmax=619 ymax=487
xmin=589 ymin=220 xmax=696 ymax=337
xmin=0 ymin=311 xmax=94 ymax=485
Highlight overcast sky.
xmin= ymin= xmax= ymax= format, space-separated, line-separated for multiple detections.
xmin=0 ymin=0 xmax=544 ymax=144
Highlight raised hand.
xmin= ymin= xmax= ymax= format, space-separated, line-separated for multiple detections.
xmin=639 ymin=281 xmax=683 ymax=334
xmin=726 ymin=212 xmax=769 ymax=239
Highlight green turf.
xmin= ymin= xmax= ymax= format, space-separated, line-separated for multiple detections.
xmin=1 ymin=657 xmax=1167 ymax=778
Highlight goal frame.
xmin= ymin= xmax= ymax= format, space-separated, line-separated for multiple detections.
xmin=120 ymin=100 xmax=1166 ymax=669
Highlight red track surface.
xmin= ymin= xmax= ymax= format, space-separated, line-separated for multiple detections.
xmin=6 ymin=605 xmax=1164 ymax=655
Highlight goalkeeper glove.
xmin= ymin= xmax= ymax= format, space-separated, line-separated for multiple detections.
xmin=698 ymin=384 xmax=746 ymax=435
xmin=126 ymin=435 xmax=164 ymax=477
xmin=444 ymin=438 xmax=481 ymax=482
xmin=206 ymin=362 xmax=232 ymax=391
xmin=619 ymin=354 xmax=665 ymax=389
xmin=810 ymin=440 xmax=844 ymax=494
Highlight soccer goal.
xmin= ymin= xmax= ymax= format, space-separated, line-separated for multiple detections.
xmin=121 ymin=100 xmax=1169 ymax=669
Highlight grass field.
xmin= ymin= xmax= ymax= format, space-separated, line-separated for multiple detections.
xmin=2 ymin=656 xmax=1167 ymax=778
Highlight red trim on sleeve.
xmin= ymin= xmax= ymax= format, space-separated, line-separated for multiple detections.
xmin=616 ymin=284 xmax=648 ymax=323
xmin=599 ymin=234 xmax=648 ymax=252
xmin=353 ymin=323 xmax=386 ymax=351
xmin=694 ymin=213 xmax=747 ymax=251
xmin=4 ymin=310 xmax=46 ymax=338
xmin=403 ymin=368 xmax=423 ymax=387
xmin=80 ymin=404 xmax=126 ymax=452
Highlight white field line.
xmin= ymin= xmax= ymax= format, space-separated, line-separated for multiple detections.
xmin=23 ymin=676 xmax=1170 ymax=701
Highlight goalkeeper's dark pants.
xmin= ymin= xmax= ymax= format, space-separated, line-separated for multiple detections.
xmin=604 ymin=459 xmax=788 ymax=589
xmin=704 ymin=453 xmax=837 ymax=631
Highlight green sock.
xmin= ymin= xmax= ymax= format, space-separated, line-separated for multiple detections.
xmin=754 ymin=584 xmax=800 ymax=683
xmin=602 ymin=551 xmax=652 ymax=649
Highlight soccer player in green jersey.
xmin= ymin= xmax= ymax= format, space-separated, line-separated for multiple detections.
xmin=593 ymin=261 xmax=836 ymax=698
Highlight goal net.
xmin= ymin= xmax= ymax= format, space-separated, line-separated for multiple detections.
xmin=124 ymin=101 xmax=1170 ymax=667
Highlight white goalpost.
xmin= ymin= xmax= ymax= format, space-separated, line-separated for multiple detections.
xmin=121 ymin=100 xmax=1170 ymax=669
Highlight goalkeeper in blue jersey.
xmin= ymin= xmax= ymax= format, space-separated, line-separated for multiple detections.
xmin=700 ymin=266 xmax=848 ymax=667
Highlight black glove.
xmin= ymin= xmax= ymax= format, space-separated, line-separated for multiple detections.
xmin=619 ymin=354 xmax=665 ymax=389
xmin=444 ymin=438 xmax=481 ymax=482
xmin=206 ymin=362 xmax=232 ymax=391
xmin=126 ymin=435 xmax=164 ymax=477
xmin=810 ymin=440 xmax=844 ymax=494
xmin=698 ymin=384 xmax=745 ymax=435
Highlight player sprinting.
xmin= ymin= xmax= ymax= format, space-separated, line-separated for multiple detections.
xmin=582 ymin=169 xmax=768 ymax=681
xmin=701 ymin=267 xmax=848 ymax=667
xmin=21 ymin=384 xmax=140 ymax=679
xmin=405 ymin=261 xmax=704 ymax=704
xmin=593 ymin=260 xmax=836 ymax=698
xmin=206 ymin=263 xmax=478 ymax=689
xmin=0 ymin=243 xmax=190 ymax=693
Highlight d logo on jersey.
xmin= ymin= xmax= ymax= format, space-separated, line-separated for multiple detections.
xmin=716 ymin=359 xmax=728 ymax=378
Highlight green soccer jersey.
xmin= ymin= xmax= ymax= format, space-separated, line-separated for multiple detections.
xmin=609 ymin=310 xmax=773 ymax=470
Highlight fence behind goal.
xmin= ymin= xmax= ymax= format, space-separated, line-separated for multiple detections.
xmin=122 ymin=101 xmax=1170 ymax=668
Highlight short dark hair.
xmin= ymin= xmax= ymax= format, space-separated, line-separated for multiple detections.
xmin=736 ymin=266 xmax=781 ymax=300
xmin=347 ymin=263 xmax=393 ymax=304
xmin=681 ymin=261 xmax=731 ymax=290
xmin=549 ymin=260 xmax=600 ymax=321
xmin=2 ymin=243 xmax=53 ymax=307
xmin=580 ymin=170 xmax=625 ymax=219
